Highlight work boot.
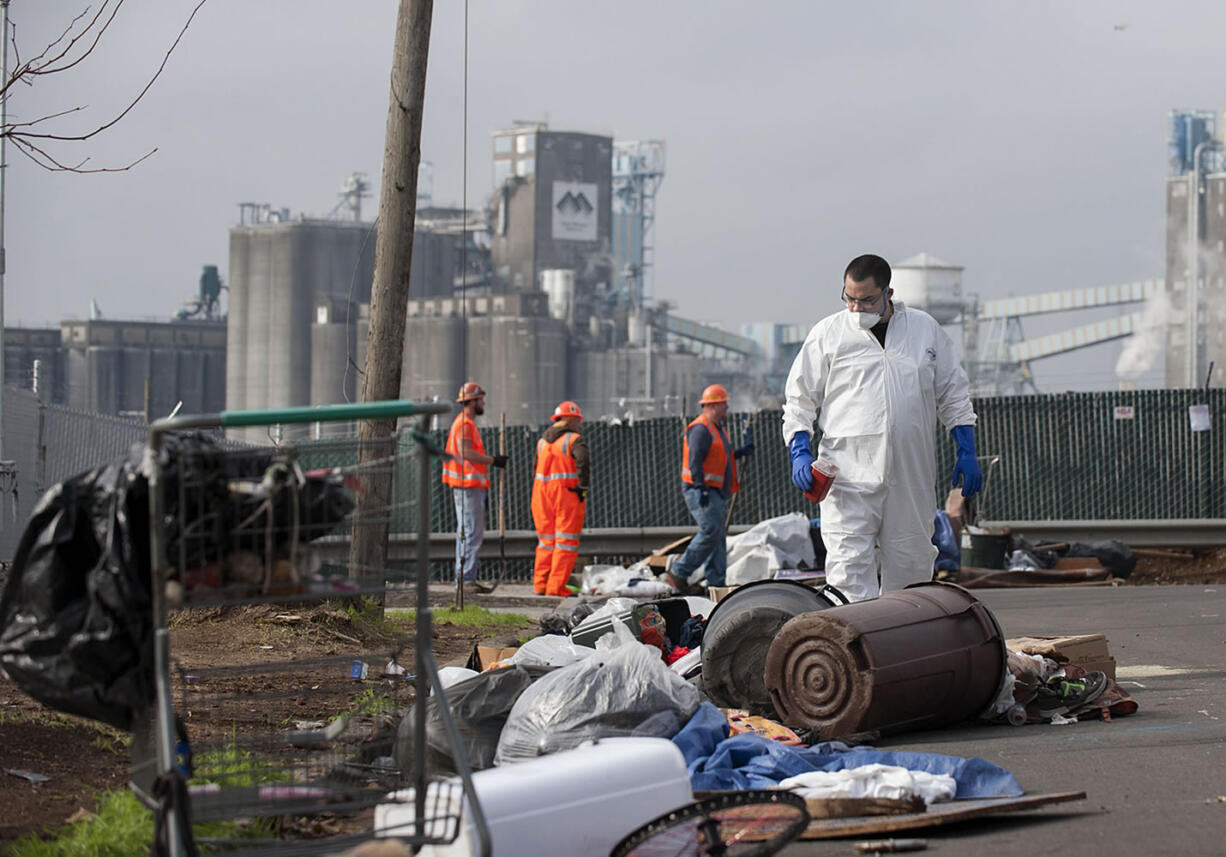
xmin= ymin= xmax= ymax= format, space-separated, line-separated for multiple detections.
xmin=462 ymin=581 xmax=492 ymax=596
xmin=666 ymin=571 xmax=698 ymax=596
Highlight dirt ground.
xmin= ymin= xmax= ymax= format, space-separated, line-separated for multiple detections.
xmin=2 ymin=549 xmax=1224 ymax=848
xmin=0 ymin=602 xmax=533 ymax=848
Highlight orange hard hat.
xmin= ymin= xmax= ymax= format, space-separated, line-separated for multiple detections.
xmin=551 ymin=400 xmax=583 ymax=422
xmin=699 ymin=384 xmax=729 ymax=405
xmin=457 ymin=381 xmax=486 ymax=403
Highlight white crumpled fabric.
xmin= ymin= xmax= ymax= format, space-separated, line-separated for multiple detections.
xmin=778 ymin=763 xmax=956 ymax=805
xmin=581 ymin=564 xmax=675 ymax=598
xmin=722 ymin=513 xmax=816 ymax=585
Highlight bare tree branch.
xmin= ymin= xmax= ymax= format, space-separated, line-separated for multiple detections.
xmin=11 ymin=133 xmax=156 ymax=174
xmin=1 ymin=0 xmax=209 ymax=172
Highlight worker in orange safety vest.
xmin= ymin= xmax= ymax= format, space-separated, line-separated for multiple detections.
xmin=667 ymin=384 xmax=754 ymax=593
xmin=530 ymin=400 xmax=590 ymax=596
xmin=442 ymin=382 xmax=508 ymax=595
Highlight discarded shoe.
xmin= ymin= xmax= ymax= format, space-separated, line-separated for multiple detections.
xmin=1035 ymin=671 xmax=1108 ymax=718
xmin=666 ymin=572 xmax=700 ymax=596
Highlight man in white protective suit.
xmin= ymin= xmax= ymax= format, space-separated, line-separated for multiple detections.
xmin=782 ymin=254 xmax=983 ymax=602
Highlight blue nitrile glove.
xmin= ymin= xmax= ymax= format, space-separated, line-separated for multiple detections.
xmin=735 ymin=426 xmax=754 ymax=459
xmin=951 ymin=425 xmax=983 ymax=497
xmin=699 ymin=486 xmax=710 ymax=507
xmin=789 ymin=431 xmax=815 ymax=492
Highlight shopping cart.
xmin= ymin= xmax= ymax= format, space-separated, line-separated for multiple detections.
xmin=134 ymin=400 xmax=490 ymax=857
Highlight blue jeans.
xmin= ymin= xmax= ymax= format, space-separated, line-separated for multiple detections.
xmin=673 ymin=488 xmax=728 ymax=587
xmin=452 ymin=488 xmax=485 ymax=583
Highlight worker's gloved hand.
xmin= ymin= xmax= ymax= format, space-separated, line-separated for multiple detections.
xmin=491 ymin=454 xmax=508 ymax=469
xmin=950 ymin=425 xmax=983 ymax=497
xmin=735 ymin=426 xmax=754 ymax=460
xmin=568 ymin=486 xmax=588 ymax=502
xmin=699 ymin=486 xmax=710 ymax=507
xmin=789 ymin=432 xmax=815 ymax=492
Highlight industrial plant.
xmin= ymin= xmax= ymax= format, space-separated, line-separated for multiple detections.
xmin=7 ymin=109 xmax=1226 ymax=429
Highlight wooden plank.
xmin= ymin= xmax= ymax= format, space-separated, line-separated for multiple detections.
xmin=692 ymin=793 xmax=923 ymax=820
xmin=797 ymin=791 xmax=1086 ymax=840
xmin=804 ymin=796 xmax=924 ymax=819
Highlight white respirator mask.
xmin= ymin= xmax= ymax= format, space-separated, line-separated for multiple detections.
xmin=851 ymin=311 xmax=881 ymax=330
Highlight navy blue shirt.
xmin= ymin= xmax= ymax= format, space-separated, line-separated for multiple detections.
xmin=685 ymin=420 xmax=734 ymax=500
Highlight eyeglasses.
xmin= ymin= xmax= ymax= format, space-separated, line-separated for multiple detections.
xmin=841 ymin=288 xmax=885 ymax=310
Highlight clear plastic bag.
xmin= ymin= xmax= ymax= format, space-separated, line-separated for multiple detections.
xmin=494 ymin=642 xmax=701 ymax=765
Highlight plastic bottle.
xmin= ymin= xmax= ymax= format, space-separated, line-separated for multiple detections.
xmin=804 ymin=458 xmax=838 ymax=504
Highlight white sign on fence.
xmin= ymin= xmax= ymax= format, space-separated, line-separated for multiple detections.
xmin=1113 ymin=406 xmax=1136 ymax=421
xmin=1189 ymin=404 xmax=1211 ymax=432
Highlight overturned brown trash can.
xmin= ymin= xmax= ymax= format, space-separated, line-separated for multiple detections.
xmin=763 ymin=581 xmax=1007 ymax=739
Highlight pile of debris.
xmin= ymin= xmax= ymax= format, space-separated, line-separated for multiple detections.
xmin=384 ymin=580 xmax=1136 ymax=855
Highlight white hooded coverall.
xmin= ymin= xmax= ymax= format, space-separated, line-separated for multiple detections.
xmin=782 ymin=302 xmax=976 ymax=602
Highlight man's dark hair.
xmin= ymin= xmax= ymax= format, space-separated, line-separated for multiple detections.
xmin=844 ymin=254 xmax=892 ymax=291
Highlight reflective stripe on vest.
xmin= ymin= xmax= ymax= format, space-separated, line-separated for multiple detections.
xmin=442 ymin=414 xmax=489 ymax=489
xmin=534 ymin=429 xmax=581 ymax=491
xmin=680 ymin=414 xmax=739 ymax=493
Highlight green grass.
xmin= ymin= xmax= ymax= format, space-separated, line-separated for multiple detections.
xmin=8 ymin=788 xmax=272 ymax=857
xmin=331 ymin=685 xmax=399 ymax=723
xmin=387 ymin=604 xmax=535 ymax=630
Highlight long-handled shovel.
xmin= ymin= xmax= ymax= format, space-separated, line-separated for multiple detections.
xmin=486 ymin=412 xmax=510 ymax=594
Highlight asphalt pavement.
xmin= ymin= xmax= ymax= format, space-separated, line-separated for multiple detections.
xmin=429 ymin=581 xmax=1226 ymax=855
xmin=779 ymin=584 xmax=1226 ymax=856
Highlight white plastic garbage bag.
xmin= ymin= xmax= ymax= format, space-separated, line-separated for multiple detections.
xmin=778 ymin=763 xmax=956 ymax=805
xmin=494 ymin=641 xmax=701 ymax=765
xmin=505 ymin=634 xmax=594 ymax=669
xmin=725 ymin=513 xmax=815 ymax=575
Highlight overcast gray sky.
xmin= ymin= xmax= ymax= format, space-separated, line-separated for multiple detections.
xmin=9 ymin=0 xmax=1226 ymax=390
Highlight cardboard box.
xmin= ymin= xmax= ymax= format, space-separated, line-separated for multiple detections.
xmin=707 ymin=586 xmax=736 ymax=603
xmin=1006 ymin=633 xmax=1115 ymax=680
xmin=465 ymin=644 xmax=520 ymax=672
xmin=645 ymin=536 xmax=694 ymax=570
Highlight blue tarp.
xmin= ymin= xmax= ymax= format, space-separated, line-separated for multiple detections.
xmin=673 ymin=702 xmax=1022 ymax=798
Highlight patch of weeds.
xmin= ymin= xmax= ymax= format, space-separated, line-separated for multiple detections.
xmin=387 ymin=605 xmax=535 ymax=631
xmin=8 ymin=788 xmax=272 ymax=857
xmin=331 ymin=686 xmax=397 ymax=723
xmin=192 ymin=730 xmax=291 ymax=788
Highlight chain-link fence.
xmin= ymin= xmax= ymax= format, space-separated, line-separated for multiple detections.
xmin=6 ymin=385 xmax=1224 ymax=565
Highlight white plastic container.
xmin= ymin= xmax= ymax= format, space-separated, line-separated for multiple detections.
xmin=374 ymin=736 xmax=692 ymax=857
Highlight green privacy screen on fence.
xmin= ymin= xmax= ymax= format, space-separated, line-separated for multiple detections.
xmin=294 ymin=387 xmax=1221 ymax=536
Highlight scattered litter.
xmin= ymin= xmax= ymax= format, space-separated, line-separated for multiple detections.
xmin=1049 ymin=712 xmax=1077 ymax=725
xmin=294 ymin=720 xmax=326 ymax=731
xmin=258 ymin=645 xmax=274 ymax=650
xmin=1208 ymin=795 xmax=1226 ymax=803
xmin=6 ymin=769 xmax=49 ymax=784
xmin=349 ymin=660 xmax=368 ymax=680
xmin=384 ymin=660 xmax=407 ymax=676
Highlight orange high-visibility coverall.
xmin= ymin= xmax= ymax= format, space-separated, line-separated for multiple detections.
xmin=531 ymin=429 xmax=587 ymax=596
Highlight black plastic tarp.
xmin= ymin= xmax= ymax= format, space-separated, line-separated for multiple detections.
xmin=0 ymin=435 xmax=355 ymax=731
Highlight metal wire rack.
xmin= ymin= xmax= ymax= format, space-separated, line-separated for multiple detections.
xmin=135 ymin=400 xmax=490 ymax=857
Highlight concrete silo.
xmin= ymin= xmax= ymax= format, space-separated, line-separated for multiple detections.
xmin=400 ymin=300 xmax=466 ymax=406
xmin=310 ymin=299 xmax=356 ymax=411
xmin=890 ymin=253 xmax=964 ymax=324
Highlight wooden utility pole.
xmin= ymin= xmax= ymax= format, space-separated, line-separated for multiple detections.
xmin=349 ymin=0 xmax=433 ymax=583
